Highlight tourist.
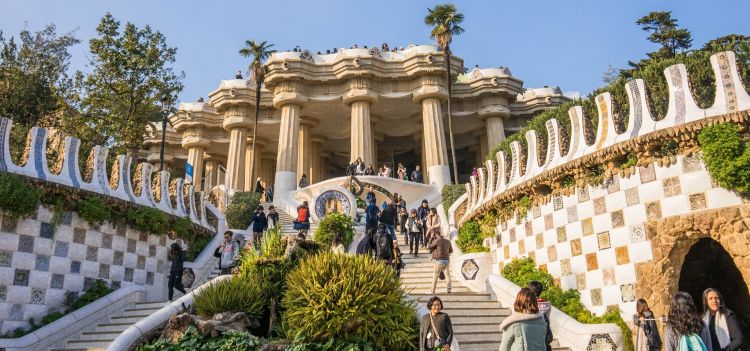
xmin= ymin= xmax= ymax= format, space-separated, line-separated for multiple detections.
xmin=332 ymin=233 xmax=346 ymax=255
xmin=255 ymin=177 xmax=264 ymax=194
xmin=425 ymin=208 xmax=441 ymax=243
xmin=355 ymin=157 xmax=366 ymax=175
xmin=417 ymin=200 xmax=430 ymax=248
xmin=498 ymin=288 xmax=547 ymax=351
xmin=407 ymin=209 xmax=422 ymax=256
xmin=365 ymin=199 xmax=380 ymax=254
xmin=235 ymin=70 xmax=243 ymax=79
xmin=702 ymin=288 xmax=744 ymax=350
xmin=391 ymin=242 xmax=404 ymax=277
xmin=419 ymin=296 xmax=453 ymax=351
xmin=197 ymin=97 xmax=204 ymax=102
xmin=383 ymin=164 xmax=392 ymax=177
xmin=167 ymin=243 xmax=187 ymax=301
xmin=294 ymin=201 xmax=311 ymax=240
xmin=379 ymin=201 xmax=398 ymax=242
xmin=412 ymin=165 xmax=423 ymax=183
xmin=377 ymin=165 xmax=385 ymax=176
xmin=471 ymin=167 xmax=478 ymax=178
xmin=267 ymin=205 xmax=279 ymax=228
xmin=665 ymin=291 xmax=712 ymax=351
xmin=298 ymin=174 xmax=308 ymax=188
xmin=365 ymin=164 xmax=375 ymax=175
xmin=397 ymin=162 xmax=406 ymax=180
xmin=635 ymin=298 xmax=663 ymax=351
xmin=428 ymin=233 xmax=452 ymax=294
xmin=265 ymin=183 xmax=274 ymax=202
xmin=528 ymin=281 xmax=553 ymax=351
xmin=347 ymin=159 xmax=357 ymax=176
xmin=214 ymin=231 xmax=239 ymax=275
xmin=399 ymin=207 xmax=409 ymax=241
xmin=365 ymin=185 xmax=376 ymax=205
xmin=381 ymin=42 xmax=389 ymax=51
xmin=381 ymin=200 xmax=387 ymax=211
xmin=252 ymin=205 xmax=268 ymax=246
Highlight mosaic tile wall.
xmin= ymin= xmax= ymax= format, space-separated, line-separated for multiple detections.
xmin=493 ymin=155 xmax=742 ymax=317
xmin=0 ymin=205 xmax=177 ymax=334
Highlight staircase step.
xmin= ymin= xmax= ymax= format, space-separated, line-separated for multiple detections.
xmin=91 ymin=322 xmax=132 ymax=333
xmin=109 ymin=314 xmax=150 ymax=323
xmin=133 ymin=301 xmax=169 ymax=309
xmin=452 ymin=323 xmax=501 ymax=333
xmin=411 ymin=293 xmax=493 ymax=302
xmin=78 ymin=330 xmax=121 ymax=341
xmin=64 ymin=339 xmax=112 ymax=348
xmin=441 ymin=307 xmax=510 ymax=317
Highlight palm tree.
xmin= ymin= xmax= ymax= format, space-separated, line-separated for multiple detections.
xmin=425 ymin=3 xmax=464 ymax=184
xmin=239 ymin=40 xmax=276 ymax=191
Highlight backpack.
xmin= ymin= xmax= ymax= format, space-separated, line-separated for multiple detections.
xmin=375 ymin=229 xmax=392 ymax=260
xmin=679 ymin=334 xmax=707 ymax=351
xmin=297 ymin=207 xmax=308 ymax=223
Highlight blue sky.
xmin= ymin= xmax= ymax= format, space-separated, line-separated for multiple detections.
xmin=1 ymin=0 xmax=748 ymax=103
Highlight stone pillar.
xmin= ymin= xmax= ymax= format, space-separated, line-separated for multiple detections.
xmin=419 ymin=97 xmax=450 ymax=186
xmin=244 ymin=138 xmax=266 ymax=192
xmin=273 ymin=88 xmax=307 ymax=199
xmin=297 ymin=118 xmax=317 ymax=185
xmin=186 ymin=146 xmax=205 ymax=186
xmin=478 ymin=132 xmax=489 ymax=162
xmin=222 ymin=106 xmax=252 ymax=191
xmin=344 ymin=79 xmax=377 ymax=166
xmin=311 ymin=136 xmax=325 ymax=184
xmin=485 ymin=116 xmax=506 ymax=150
xmin=203 ymin=159 xmax=219 ymax=193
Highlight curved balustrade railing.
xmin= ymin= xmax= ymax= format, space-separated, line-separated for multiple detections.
xmin=0 ymin=117 xmax=214 ymax=232
xmin=457 ymin=51 xmax=750 ymax=223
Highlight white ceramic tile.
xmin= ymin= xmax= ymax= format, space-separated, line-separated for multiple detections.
xmin=638 ymin=182 xmax=664 ymax=203
xmin=629 ymin=241 xmax=653 ymax=263
xmin=661 ymin=195 xmax=690 ymax=218
xmin=598 ymin=248 xmax=617 ymax=269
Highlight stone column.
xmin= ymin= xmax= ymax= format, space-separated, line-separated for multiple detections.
xmin=297 ymin=118 xmax=317 ymax=185
xmin=244 ymin=138 xmax=266 ymax=192
xmin=485 ymin=116 xmax=506 ymax=150
xmin=185 ymin=146 xmax=205 ymax=186
xmin=479 ymin=96 xmax=510 ymax=151
xmin=203 ymin=159 xmax=219 ymax=193
xmin=260 ymin=155 xmax=275 ymax=188
xmin=273 ymin=89 xmax=307 ymax=199
xmin=419 ymin=97 xmax=450 ymax=186
xmin=344 ymin=79 xmax=377 ymax=166
xmin=311 ymin=136 xmax=325 ymax=184
xmin=222 ymin=105 xmax=252 ymax=191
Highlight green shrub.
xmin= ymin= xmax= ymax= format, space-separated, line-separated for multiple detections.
xmin=186 ymin=234 xmax=212 ymax=261
xmin=502 ymin=258 xmax=633 ymax=351
xmin=619 ymin=153 xmax=638 ymax=169
xmin=137 ymin=325 xmax=262 ymax=351
xmin=699 ymin=122 xmax=750 ymax=193
xmin=285 ymin=336 xmax=375 ymax=351
xmin=126 ymin=206 xmax=168 ymax=235
xmin=313 ymin=212 xmax=355 ymax=248
xmin=282 ymin=252 xmax=417 ymax=350
xmin=224 ymin=192 xmax=261 ymax=229
xmin=441 ymin=183 xmax=466 ymax=208
xmin=0 ymin=173 xmax=39 ymax=218
xmin=69 ymin=279 xmax=113 ymax=310
xmin=456 ymin=220 xmax=489 ymax=253
xmin=170 ymin=216 xmax=194 ymax=242
xmin=193 ymin=276 xmax=266 ymax=320
xmin=75 ymin=196 xmax=111 ymax=226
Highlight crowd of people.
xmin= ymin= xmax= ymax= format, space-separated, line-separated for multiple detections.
xmin=347 ymin=157 xmax=424 ymax=183
xmin=289 ymin=42 xmax=413 ymax=55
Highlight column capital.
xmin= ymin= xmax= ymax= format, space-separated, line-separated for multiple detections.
xmin=221 ymin=104 xmax=253 ymax=130
xmin=343 ymin=89 xmax=378 ymax=106
xmin=299 ymin=117 xmax=319 ymax=128
xmin=311 ymin=135 xmax=326 ymax=145
xmin=477 ymin=106 xmax=511 ymax=120
xmin=181 ymin=135 xmax=211 ymax=150
xmin=246 ymin=136 xmax=270 ymax=147
xmin=413 ymin=74 xmax=448 ymax=103
xmin=273 ymin=92 xmax=308 ymax=109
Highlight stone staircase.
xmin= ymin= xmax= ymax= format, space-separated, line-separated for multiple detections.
xmin=50 ymin=266 xmax=222 ymax=351
xmin=263 ymin=202 xmax=318 ymax=238
xmin=397 ymin=233 xmax=568 ymax=351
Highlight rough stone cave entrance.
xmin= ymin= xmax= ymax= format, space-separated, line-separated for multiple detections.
xmin=678 ymin=237 xmax=750 ymax=348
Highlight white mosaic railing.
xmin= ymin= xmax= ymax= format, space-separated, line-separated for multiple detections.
xmin=458 ymin=51 xmax=750 ymax=221
xmin=0 ymin=117 xmax=214 ymax=232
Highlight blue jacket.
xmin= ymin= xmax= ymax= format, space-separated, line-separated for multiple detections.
xmin=365 ymin=204 xmax=380 ymax=229
xmin=252 ymin=212 xmax=268 ymax=232
xmin=417 ymin=205 xmax=429 ymax=223
xmin=365 ymin=191 xmax=375 ymax=204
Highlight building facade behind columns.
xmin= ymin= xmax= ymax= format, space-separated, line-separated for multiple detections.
xmin=141 ymin=45 xmax=568 ymax=192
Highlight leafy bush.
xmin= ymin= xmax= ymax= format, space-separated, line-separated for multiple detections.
xmin=699 ymin=122 xmax=750 ymax=193
xmin=186 ymin=234 xmax=212 ymax=261
xmin=75 ymin=196 xmax=111 ymax=226
xmin=170 ymin=216 xmax=194 ymax=242
xmin=0 ymin=172 xmax=39 ymax=218
xmin=137 ymin=325 xmax=262 ymax=351
xmin=69 ymin=279 xmax=113 ymax=310
xmin=282 ymin=252 xmax=417 ymax=350
xmin=456 ymin=220 xmax=489 ymax=253
xmin=441 ymin=183 xmax=466 ymax=208
xmin=313 ymin=213 xmax=355 ymax=248
xmin=126 ymin=206 xmax=168 ymax=235
xmin=193 ymin=276 xmax=266 ymax=320
xmin=224 ymin=192 xmax=261 ymax=229
xmin=502 ymin=258 xmax=633 ymax=351
xmin=285 ymin=336 xmax=375 ymax=351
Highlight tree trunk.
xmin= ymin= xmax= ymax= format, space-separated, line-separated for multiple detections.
xmin=268 ymin=296 xmax=277 ymax=335
xmin=251 ymin=80 xmax=261 ymax=192
xmin=445 ymin=48 xmax=458 ymax=184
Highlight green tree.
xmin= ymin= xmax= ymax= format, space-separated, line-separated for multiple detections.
xmin=0 ymin=24 xmax=79 ymax=128
xmin=425 ymin=3 xmax=464 ymax=184
xmin=239 ymin=40 xmax=276 ymax=189
xmin=636 ymin=11 xmax=692 ymax=59
xmin=75 ymin=13 xmax=184 ymax=156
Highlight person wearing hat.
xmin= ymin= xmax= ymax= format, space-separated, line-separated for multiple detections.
xmin=417 ymin=199 xmax=430 ymax=248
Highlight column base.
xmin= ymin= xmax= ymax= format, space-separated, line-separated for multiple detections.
xmin=428 ymin=165 xmax=451 ymax=188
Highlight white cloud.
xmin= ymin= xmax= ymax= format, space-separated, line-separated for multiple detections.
xmin=564 ymin=91 xmax=581 ymax=99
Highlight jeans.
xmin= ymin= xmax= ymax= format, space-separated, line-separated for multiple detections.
xmin=384 ymin=224 xmax=396 ymax=242
xmin=420 ymin=224 xmax=428 ymax=247
xmin=431 ymin=259 xmax=451 ymax=293
xmin=408 ymin=231 xmax=421 ymax=254
xmin=168 ymin=271 xmax=186 ymax=300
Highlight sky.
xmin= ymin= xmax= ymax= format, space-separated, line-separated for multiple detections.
xmin=1 ymin=0 xmax=748 ymax=104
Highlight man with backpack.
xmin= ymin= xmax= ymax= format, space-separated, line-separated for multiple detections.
xmin=374 ymin=223 xmax=393 ymax=264
xmin=528 ymin=280 xmax=554 ymax=351
xmin=379 ymin=201 xmax=398 ymax=244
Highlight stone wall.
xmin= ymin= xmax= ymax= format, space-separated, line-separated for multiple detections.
xmin=0 ymin=205 xmax=178 ymax=335
xmin=492 ymin=154 xmax=743 ymax=317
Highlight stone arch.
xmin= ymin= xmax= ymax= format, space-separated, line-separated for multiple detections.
xmin=635 ymin=203 xmax=750 ymax=318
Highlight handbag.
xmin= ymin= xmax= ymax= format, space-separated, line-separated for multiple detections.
xmin=429 ymin=313 xmax=451 ymax=351
xmin=439 ymin=270 xmax=446 ymax=280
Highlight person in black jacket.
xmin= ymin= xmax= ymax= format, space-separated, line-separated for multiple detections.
xmin=379 ymin=201 xmax=398 ymax=243
xmin=252 ymin=205 xmax=268 ymax=247
xmin=703 ymin=288 xmax=744 ymax=351
xmin=635 ymin=298 xmax=662 ymax=351
xmin=168 ymin=243 xmax=187 ymax=301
